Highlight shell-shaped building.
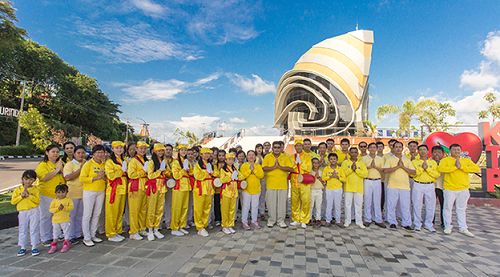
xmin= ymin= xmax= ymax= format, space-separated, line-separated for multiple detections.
xmin=274 ymin=30 xmax=374 ymax=136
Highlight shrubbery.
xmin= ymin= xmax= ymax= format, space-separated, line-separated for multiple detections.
xmin=0 ymin=145 xmax=38 ymax=156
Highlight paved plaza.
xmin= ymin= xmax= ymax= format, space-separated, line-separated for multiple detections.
xmin=0 ymin=206 xmax=499 ymax=277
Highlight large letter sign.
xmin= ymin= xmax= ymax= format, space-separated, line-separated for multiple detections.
xmin=479 ymin=122 xmax=500 ymax=193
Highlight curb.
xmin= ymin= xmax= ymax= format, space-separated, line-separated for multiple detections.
xmin=0 ymin=155 xmax=43 ymax=160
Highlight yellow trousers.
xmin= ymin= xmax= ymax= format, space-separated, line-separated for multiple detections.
xmin=146 ymin=192 xmax=165 ymax=229
xmin=128 ymin=190 xmax=146 ymax=234
xmin=105 ymin=193 xmax=126 ymax=238
xmin=193 ymin=193 xmax=212 ymax=231
xmin=291 ymin=184 xmax=311 ymax=224
xmin=221 ymin=196 xmax=237 ymax=228
xmin=170 ymin=190 xmax=189 ymax=231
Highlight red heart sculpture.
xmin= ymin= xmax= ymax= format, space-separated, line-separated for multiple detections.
xmin=424 ymin=132 xmax=482 ymax=163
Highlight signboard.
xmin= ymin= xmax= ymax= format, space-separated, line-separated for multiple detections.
xmin=0 ymin=106 xmax=19 ymax=117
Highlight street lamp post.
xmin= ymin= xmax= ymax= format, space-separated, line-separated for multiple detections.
xmin=15 ymin=81 xmax=29 ymax=146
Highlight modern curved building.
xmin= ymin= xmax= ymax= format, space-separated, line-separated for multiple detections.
xmin=274 ymin=29 xmax=374 ymax=136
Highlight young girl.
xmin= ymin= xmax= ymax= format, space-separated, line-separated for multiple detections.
xmin=321 ymin=153 xmax=344 ymax=226
xmin=219 ymin=153 xmax=239 ymax=234
xmin=239 ymin=150 xmax=264 ymax=230
xmin=104 ymin=141 xmax=127 ymax=242
xmin=35 ymin=144 xmax=65 ymax=246
xmin=127 ymin=141 xmax=149 ymax=240
xmin=48 ymin=184 xmax=74 ymax=254
xmin=171 ymin=145 xmax=193 ymax=236
xmin=146 ymin=143 xmax=168 ymax=241
xmin=310 ymin=158 xmax=324 ymax=226
xmin=193 ymin=148 xmax=216 ymax=237
xmin=63 ymin=145 xmax=86 ymax=244
xmin=79 ymin=145 xmax=107 ymax=247
xmin=11 ymin=170 xmax=40 ymax=256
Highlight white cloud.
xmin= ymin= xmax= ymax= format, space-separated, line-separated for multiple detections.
xmin=228 ymin=73 xmax=276 ymax=95
xmin=244 ymin=125 xmax=280 ymax=136
xmin=482 ymin=31 xmax=500 ymax=63
xmin=229 ymin=117 xmax=247 ymax=124
xmin=117 ymin=73 xmax=219 ymax=101
xmin=447 ymin=89 xmax=500 ymax=124
xmin=76 ymin=20 xmax=202 ymax=63
xmin=130 ymin=0 xmax=167 ymax=17
xmin=170 ymin=115 xmax=220 ymax=131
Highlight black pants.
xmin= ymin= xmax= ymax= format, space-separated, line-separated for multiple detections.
xmin=381 ymin=182 xmax=385 ymax=212
xmin=214 ymin=194 xmax=222 ymax=222
xmin=434 ymin=188 xmax=444 ymax=226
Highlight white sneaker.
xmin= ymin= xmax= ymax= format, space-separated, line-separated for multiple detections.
xmin=171 ymin=230 xmax=184 ymax=236
xmin=290 ymin=221 xmax=300 ymax=227
xmin=357 ymin=224 xmax=366 ymax=229
xmin=108 ymin=236 xmax=122 ymax=242
xmin=278 ymin=222 xmax=288 ymax=228
xmin=83 ymin=240 xmax=94 ymax=247
xmin=179 ymin=228 xmax=189 ymax=234
xmin=459 ymin=229 xmax=475 ymax=237
xmin=444 ymin=228 xmax=452 ymax=235
xmin=198 ymin=229 xmax=209 ymax=237
xmin=229 ymin=228 xmax=236 ymax=234
xmin=130 ymin=233 xmax=143 ymax=240
xmin=92 ymin=237 xmax=103 ymax=243
xmin=147 ymin=232 xmax=155 ymax=241
xmin=139 ymin=230 xmax=148 ymax=237
xmin=424 ymin=226 xmax=436 ymax=233
xmin=344 ymin=223 xmax=350 ymax=228
xmin=222 ymin=228 xmax=232 ymax=235
xmin=300 ymin=223 xmax=307 ymax=229
xmin=116 ymin=234 xmax=125 ymax=240
xmin=154 ymin=230 xmax=165 ymax=239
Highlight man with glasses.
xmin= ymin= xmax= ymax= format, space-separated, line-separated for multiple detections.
xmin=358 ymin=141 xmax=368 ymax=157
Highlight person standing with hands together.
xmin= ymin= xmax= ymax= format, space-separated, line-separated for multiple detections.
xmin=342 ymin=148 xmax=368 ymax=229
xmin=362 ymin=143 xmax=385 ymax=228
xmin=48 ymin=184 xmax=73 ymax=254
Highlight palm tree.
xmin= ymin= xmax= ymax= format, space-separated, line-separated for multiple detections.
xmin=173 ymin=128 xmax=203 ymax=146
xmin=363 ymin=120 xmax=378 ymax=138
xmin=479 ymin=91 xmax=500 ymax=122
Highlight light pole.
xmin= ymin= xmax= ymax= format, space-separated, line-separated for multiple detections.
xmin=15 ymin=80 xmax=30 ymax=146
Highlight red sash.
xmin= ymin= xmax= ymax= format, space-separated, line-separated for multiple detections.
xmin=129 ymin=178 xmax=139 ymax=192
xmin=174 ymin=176 xmax=195 ymax=190
xmin=145 ymin=178 xmax=158 ymax=196
xmin=195 ymin=178 xmax=213 ymax=196
xmin=108 ymin=178 xmax=122 ymax=204
xmin=220 ymin=181 xmax=240 ymax=199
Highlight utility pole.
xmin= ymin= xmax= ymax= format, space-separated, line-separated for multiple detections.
xmin=125 ymin=119 xmax=130 ymax=144
xmin=15 ymin=81 xmax=28 ymax=146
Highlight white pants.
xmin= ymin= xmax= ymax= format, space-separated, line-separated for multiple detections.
xmin=82 ymin=190 xmax=105 ymax=241
xmin=163 ymin=190 xmax=172 ymax=228
xmin=364 ymin=179 xmax=383 ymax=223
xmin=325 ymin=189 xmax=342 ymax=223
xmin=310 ymin=189 xmax=323 ymax=221
xmin=97 ymin=200 xmax=105 ymax=234
xmin=443 ymin=189 xmax=470 ymax=230
xmin=387 ymin=188 xmax=411 ymax=226
xmin=412 ymin=182 xmax=436 ymax=229
xmin=258 ymin=180 xmax=266 ymax=216
xmin=242 ymin=191 xmax=260 ymax=224
xmin=18 ymin=208 xmax=40 ymax=249
xmin=39 ymin=195 xmax=54 ymax=242
xmin=53 ymin=222 xmax=71 ymax=240
xmin=344 ymin=192 xmax=363 ymax=225
xmin=70 ymin=198 xmax=83 ymax=239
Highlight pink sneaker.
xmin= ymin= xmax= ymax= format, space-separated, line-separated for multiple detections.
xmin=60 ymin=240 xmax=71 ymax=253
xmin=48 ymin=242 xmax=57 ymax=254
xmin=242 ymin=223 xmax=251 ymax=230
xmin=252 ymin=222 xmax=261 ymax=229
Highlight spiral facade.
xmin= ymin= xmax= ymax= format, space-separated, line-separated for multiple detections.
xmin=274 ymin=30 xmax=373 ymax=136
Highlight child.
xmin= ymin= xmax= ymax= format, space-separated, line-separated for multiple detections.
xmin=48 ymin=184 xmax=74 ymax=253
xmin=321 ymin=154 xmax=344 ymax=226
xmin=11 ymin=170 xmax=41 ymax=256
xmin=310 ymin=158 xmax=324 ymax=226
xmin=219 ymin=153 xmax=240 ymax=234
xmin=239 ymin=150 xmax=264 ymax=230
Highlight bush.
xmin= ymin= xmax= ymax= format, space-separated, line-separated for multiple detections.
xmin=0 ymin=145 xmax=37 ymax=156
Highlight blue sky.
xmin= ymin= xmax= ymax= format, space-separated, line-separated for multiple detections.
xmin=12 ymin=0 xmax=500 ymax=140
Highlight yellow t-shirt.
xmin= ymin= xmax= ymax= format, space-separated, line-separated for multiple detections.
xmin=49 ymin=197 xmax=74 ymax=224
xmin=336 ymin=149 xmax=349 ymax=164
xmin=361 ymin=155 xmax=384 ymax=179
xmin=35 ymin=160 xmax=66 ymax=198
xmin=383 ymin=155 xmax=415 ymax=190
xmin=406 ymin=153 xmax=420 ymax=161
xmin=341 ymin=160 xmax=368 ymax=193
xmin=240 ymin=162 xmax=264 ymax=195
xmin=79 ymin=159 xmax=106 ymax=192
xmin=321 ymin=165 xmax=344 ymax=190
xmin=412 ymin=159 xmax=440 ymax=183
xmin=63 ymin=160 xmax=84 ymax=199
xmin=438 ymin=157 xmax=480 ymax=190
xmin=10 ymin=185 xmax=40 ymax=211
xmin=262 ymin=153 xmax=293 ymax=190
xmin=105 ymin=157 xmax=127 ymax=195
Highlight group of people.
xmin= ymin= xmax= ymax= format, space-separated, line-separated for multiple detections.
xmin=11 ymin=137 xmax=480 ymax=257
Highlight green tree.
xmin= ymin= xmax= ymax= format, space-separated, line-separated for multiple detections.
xmin=479 ymin=91 xmax=500 ymax=121
xmin=18 ymin=105 xmax=51 ymax=150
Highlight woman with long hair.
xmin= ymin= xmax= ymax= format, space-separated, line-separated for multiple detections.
xmin=125 ymin=142 xmax=137 ymax=162
xmin=104 ymin=141 xmax=127 ymax=242
xmin=219 ymin=153 xmax=240 ymax=234
xmin=170 ymin=145 xmax=192 ymax=236
xmin=62 ymin=145 xmax=86 ymax=244
xmin=255 ymin=144 xmax=264 ymax=165
xmin=240 ymin=150 xmax=265 ymax=230
xmin=193 ymin=148 xmax=216 ymax=237
xmin=127 ymin=141 xmax=149 ymax=240
xmin=145 ymin=143 xmax=168 ymax=241
xmin=36 ymin=144 xmax=65 ymax=246
xmin=61 ymin=142 xmax=76 ymax=164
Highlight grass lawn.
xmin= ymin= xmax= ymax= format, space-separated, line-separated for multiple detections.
xmin=0 ymin=193 xmax=16 ymax=215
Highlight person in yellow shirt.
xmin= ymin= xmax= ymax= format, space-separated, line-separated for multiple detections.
xmin=218 ymin=153 xmax=240 ymax=234
xmin=309 ymin=158 xmax=324 ymax=225
xmin=431 ymin=145 xmax=445 ymax=228
xmin=240 ymin=150 xmax=265 ymax=230
xmin=11 ymin=170 xmax=41 ymax=257
xmin=406 ymin=141 xmax=420 ymax=161
xmin=438 ymin=144 xmax=480 ymax=237
xmin=361 ymin=143 xmax=385 ymax=228
xmin=382 ymin=139 xmax=397 ymax=221
xmin=303 ymin=138 xmax=320 ymax=159
xmin=411 ymin=144 xmax=440 ymax=232
xmin=103 ymin=141 xmax=127 ymax=242
xmin=48 ymin=184 xmax=74 ymax=254
xmin=326 ymin=138 xmax=335 ymax=154
xmin=262 ymin=141 xmax=294 ymax=228
xmin=145 ymin=143 xmax=168 ymax=241
xmin=63 ymin=145 xmax=86 ymax=244
xmin=127 ymin=141 xmax=149 ymax=240
xmin=342 ymin=148 xmax=368 ymax=229
xmin=170 ymin=145 xmax=194 ymax=236
xmin=259 ymin=142 xmax=271 ymax=219
xmin=383 ymin=141 xmax=416 ymax=230
xmin=80 ymin=145 xmax=107 ymax=247
xmin=290 ymin=139 xmax=313 ymax=229
xmin=193 ymin=148 xmax=216 ymax=237
xmin=358 ymin=141 xmax=368 ymax=157
xmin=35 ymin=144 xmax=65 ymax=246
xmin=322 ymin=153 xmax=344 ymax=226
xmin=336 ymin=138 xmax=351 ymax=165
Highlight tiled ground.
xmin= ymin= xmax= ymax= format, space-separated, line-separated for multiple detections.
xmin=0 ymin=206 xmax=499 ymax=277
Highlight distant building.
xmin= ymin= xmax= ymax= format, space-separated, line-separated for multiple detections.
xmin=274 ymin=29 xmax=374 ymax=136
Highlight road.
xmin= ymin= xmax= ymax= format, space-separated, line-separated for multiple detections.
xmin=0 ymin=159 xmax=41 ymax=192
